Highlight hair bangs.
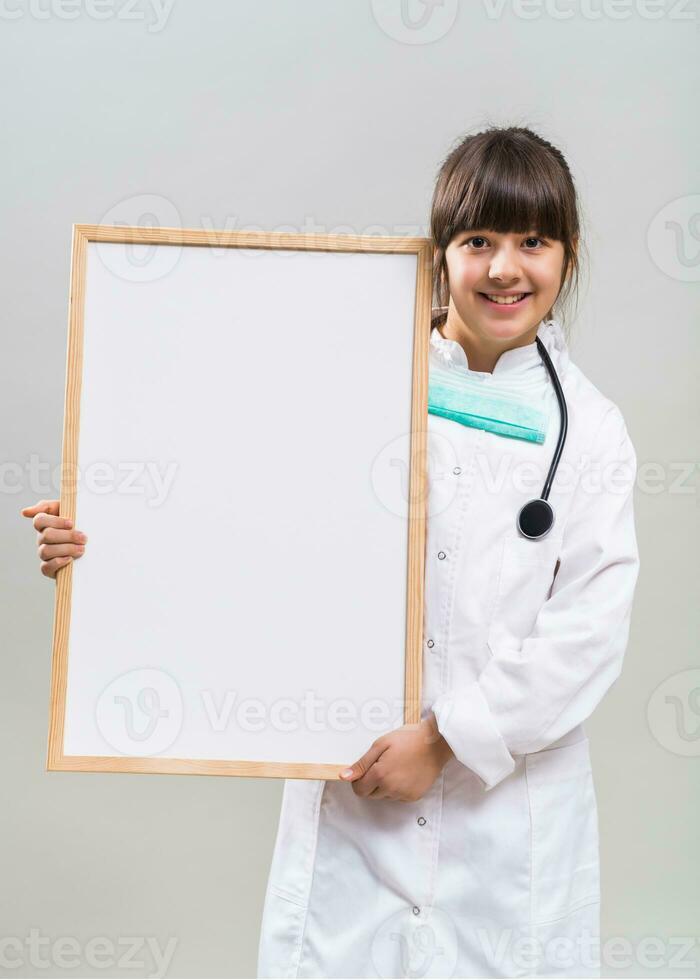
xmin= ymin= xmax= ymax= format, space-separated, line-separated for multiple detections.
xmin=441 ymin=144 xmax=568 ymax=247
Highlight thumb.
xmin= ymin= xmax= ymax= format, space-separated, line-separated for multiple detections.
xmin=21 ymin=499 xmax=60 ymax=518
xmin=339 ymin=740 xmax=385 ymax=781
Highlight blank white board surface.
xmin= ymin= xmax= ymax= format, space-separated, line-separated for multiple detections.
xmin=48 ymin=226 xmax=430 ymax=779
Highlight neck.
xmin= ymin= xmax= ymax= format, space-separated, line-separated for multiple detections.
xmin=440 ymin=304 xmax=540 ymax=375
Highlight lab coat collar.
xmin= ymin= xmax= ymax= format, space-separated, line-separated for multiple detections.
xmin=429 ymin=317 xmax=569 ymax=382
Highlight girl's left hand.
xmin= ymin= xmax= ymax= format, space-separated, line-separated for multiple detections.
xmin=338 ymin=713 xmax=454 ymax=802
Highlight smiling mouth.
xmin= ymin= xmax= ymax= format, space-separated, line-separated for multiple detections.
xmin=478 ymin=292 xmax=532 ymax=308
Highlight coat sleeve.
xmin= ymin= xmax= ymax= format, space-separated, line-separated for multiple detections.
xmin=429 ymin=404 xmax=641 ymax=791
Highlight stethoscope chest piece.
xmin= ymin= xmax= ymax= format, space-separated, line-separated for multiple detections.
xmin=517 ymin=498 xmax=555 ymax=539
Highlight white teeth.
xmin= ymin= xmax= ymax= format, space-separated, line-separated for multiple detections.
xmin=485 ymin=293 xmax=528 ymax=305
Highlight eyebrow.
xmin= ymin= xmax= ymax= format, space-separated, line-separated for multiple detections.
xmin=458 ymin=229 xmax=548 ymax=238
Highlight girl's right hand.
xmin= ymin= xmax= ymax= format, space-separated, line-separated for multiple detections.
xmin=21 ymin=499 xmax=88 ymax=579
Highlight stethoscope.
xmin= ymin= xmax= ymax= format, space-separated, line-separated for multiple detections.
xmin=517 ymin=335 xmax=568 ymax=540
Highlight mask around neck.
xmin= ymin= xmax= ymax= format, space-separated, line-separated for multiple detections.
xmin=428 ymin=362 xmax=550 ymax=444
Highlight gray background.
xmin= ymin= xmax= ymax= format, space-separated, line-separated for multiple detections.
xmin=2 ymin=1 xmax=698 ymax=977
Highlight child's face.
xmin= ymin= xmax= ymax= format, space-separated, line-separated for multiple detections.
xmin=442 ymin=229 xmax=566 ymax=343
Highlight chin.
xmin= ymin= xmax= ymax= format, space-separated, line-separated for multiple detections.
xmin=477 ymin=309 xmax=543 ymax=335
xmin=482 ymin=321 xmax=533 ymax=342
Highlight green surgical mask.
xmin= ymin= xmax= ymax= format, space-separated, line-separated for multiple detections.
xmin=428 ymin=362 xmax=550 ymax=444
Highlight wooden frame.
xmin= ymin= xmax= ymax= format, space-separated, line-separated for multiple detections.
xmin=47 ymin=224 xmax=432 ymax=779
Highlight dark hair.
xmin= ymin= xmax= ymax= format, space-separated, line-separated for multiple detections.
xmin=429 ymin=125 xmax=584 ymax=334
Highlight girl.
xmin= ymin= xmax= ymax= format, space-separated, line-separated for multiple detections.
xmin=23 ymin=125 xmax=640 ymax=978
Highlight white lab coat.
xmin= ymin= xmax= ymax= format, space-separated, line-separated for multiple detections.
xmin=256 ymin=317 xmax=640 ymax=979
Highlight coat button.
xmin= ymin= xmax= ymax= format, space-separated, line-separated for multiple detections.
xmin=417 ymin=816 xmax=426 ymax=826
xmin=412 ymin=905 xmax=420 ymax=915
xmin=437 ymin=551 xmax=446 ymax=560
xmin=426 ymin=639 xmax=434 ymax=649
xmin=453 ymin=466 xmax=462 ymax=475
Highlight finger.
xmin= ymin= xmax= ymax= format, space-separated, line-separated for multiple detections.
xmin=32 ymin=512 xmax=75 ymax=533
xmin=339 ymin=739 xmax=386 ymax=781
xmin=369 ymin=786 xmax=389 ymax=799
xmin=369 ymin=781 xmax=408 ymax=802
xmin=352 ymin=763 xmax=384 ymax=798
xmin=37 ymin=527 xmax=87 ymax=547
xmin=38 ymin=542 xmax=85 ymax=562
xmin=21 ymin=499 xmax=60 ymax=518
xmin=41 ymin=556 xmax=73 ymax=579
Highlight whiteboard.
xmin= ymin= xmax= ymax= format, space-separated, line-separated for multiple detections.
xmin=47 ymin=225 xmax=431 ymax=779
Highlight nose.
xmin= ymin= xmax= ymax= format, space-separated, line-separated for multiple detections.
xmin=488 ymin=243 xmax=522 ymax=283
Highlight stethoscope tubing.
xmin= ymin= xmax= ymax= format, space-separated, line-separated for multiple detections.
xmin=535 ymin=335 xmax=568 ymax=504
